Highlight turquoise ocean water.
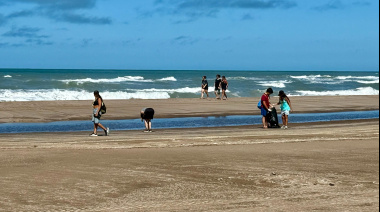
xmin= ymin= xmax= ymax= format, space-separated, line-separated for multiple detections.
xmin=0 ymin=69 xmax=378 ymax=101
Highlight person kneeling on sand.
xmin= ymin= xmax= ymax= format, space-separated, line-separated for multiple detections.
xmin=90 ymin=90 xmax=110 ymax=137
xmin=141 ymin=108 xmax=155 ymax=133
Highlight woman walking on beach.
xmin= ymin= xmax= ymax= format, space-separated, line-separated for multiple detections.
xmin=221 ymin=76 xmax=228 ymax=100
xmin=201 ymin=76 xmax=209 ymax=99
xmin=90 ymin=90 xmax=110 ymax=137
xmin=277 ymin=90 xmax=293 ymax=129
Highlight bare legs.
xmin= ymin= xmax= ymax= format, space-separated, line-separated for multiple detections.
xmin=201 ymin=89 xmax=209 ymax=99
xmin=93 ymin=123 xmax=107 ymax=134
xmin=215 ymin=90 xmax=220 ymax=99
xmin=262 ymin=116 xmax=268 ymax=129
xmin=222 ymin=90 xmax=228 ymax=100
xmin=144 ymin=119 xmax=152 ymax=132
xmin=282 ymin=115 xmax=289 ymax=128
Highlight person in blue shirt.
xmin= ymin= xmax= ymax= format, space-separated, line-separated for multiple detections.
xmin=276 ymin=90 xmax=294 ymax=129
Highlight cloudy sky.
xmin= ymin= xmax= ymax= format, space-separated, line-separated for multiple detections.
xmin=0 ymin=0 xmax=378 ymax=71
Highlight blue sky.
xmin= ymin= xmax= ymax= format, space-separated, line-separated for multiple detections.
xmin=0 ymin=0 xmax=378 ymax=71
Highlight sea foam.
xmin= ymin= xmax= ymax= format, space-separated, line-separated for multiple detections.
xmin=135 ymin=87 xmax=201 ymax=94
xmin=290 ymin=75 xmax=332 ymax=79
xmin=157 ymin=77 xmax=177 ymax=81
xmin=357 ymin=80 xmax=380 ymax=84
xmin=294 ymin=87 xmax=379 ymax=96
xmin=0 ymin=89 xmax=170 ymax=101
xmin=60 ymin=76 xmax=154 ymax=84
xmin=59 ymin=76 xmax=179 ymax=84
xmin=257 ymin=80 xmax=292 ymax=88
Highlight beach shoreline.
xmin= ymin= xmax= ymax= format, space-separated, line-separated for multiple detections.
xmin=0 ymin=95 xmax=379 ymax=123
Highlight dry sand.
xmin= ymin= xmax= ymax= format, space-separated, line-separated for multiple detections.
xmin=0 ymin=96 xmax=379 ymax=211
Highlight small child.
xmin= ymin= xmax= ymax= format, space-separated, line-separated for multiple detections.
xmin=277 ymin=90 xmax=293 ymax=129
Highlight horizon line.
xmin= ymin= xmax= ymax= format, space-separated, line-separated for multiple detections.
xmin=0 ymin=68 xmax=378 ymax=72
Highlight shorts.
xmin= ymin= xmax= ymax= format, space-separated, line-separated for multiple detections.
xmin=281 ymin=110 xmax=290 ymax=116
xmin=261 ymin=107 xmax=268 ymax=117
xmin=92 ymin=108 xmax=102 ymax=124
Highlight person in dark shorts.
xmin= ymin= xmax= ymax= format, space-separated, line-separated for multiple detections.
xmin=90 ymin=90 xmax=110 ymax=137
xmin=261 ymin=88 xmax=274 ymax=129
xmin=214 ymin=75 xmax=222 ymax=99
xmin=201 ymin=76 xmax=209 ymax=99
xmin=141 ymin=108 xmax=155 ymax=132
xmin=221 ymin=76 xmax=228 ymax=100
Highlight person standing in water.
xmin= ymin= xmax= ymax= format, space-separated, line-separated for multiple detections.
xmin=201 ymin=76 xmax=209 ymax=99
xmin=277 ymin=90 xmax=293 ymax=129
xmin=90 ymin=90 xmax=110 ymax=137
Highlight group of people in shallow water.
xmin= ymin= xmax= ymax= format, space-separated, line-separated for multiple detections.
xmin=201 ymin=75 xmax=229 ymax=100
xmin=90 ymin=85 xmax=293 ymax=136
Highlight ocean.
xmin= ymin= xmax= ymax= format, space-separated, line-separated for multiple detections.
xmin=0 ymin=69 xmax=378 ymax=101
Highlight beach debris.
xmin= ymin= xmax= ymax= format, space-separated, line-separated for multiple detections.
xmin=329 ymin=183 xmax=335 ymax=187
xmin=271 ymin=172 xmax=277 ymax=176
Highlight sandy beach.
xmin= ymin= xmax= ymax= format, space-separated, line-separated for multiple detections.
xmin=0 ymin=95 xmax=379 ymax=211
xmin=0 ymin=95 xmax=379 ymax=123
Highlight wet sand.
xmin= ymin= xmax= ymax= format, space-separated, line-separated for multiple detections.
xmin=0 ymin=95 xmax=378 ymax=123
xmin=0 ymin=96 xmax=379 ymax=211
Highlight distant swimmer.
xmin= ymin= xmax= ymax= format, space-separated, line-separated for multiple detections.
xmin=141 ymin=108 xmax=155 ymax=133
xmin=90 ymin=90 xmax=110 ymax=137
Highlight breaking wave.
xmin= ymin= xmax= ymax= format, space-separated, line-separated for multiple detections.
xmin=257 ymin=80 xmax=292 ymax=88
xmin=291 ymin=75 xmax=379 ymax=85
xmin=0 ymin=89 xmax=170 ymax=101
xmin=59 ymin=76 xmax=179 ymax=84
xmin=294 ymin=87 xmax=379 ymax=96
xmin=157 ymin=77 xmax=177 ymax=81
xmin=0 ymin=87 xmax=202 ymax=101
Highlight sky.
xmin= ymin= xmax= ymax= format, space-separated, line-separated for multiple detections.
xmin=0 ymin=0 xmax=379 ymax=71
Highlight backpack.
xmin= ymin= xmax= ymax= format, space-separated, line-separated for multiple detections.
xmin=257 ymin=100 xmax=262 ymax=109
xmin=100 ymin=102 xmax=107 ymax=114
